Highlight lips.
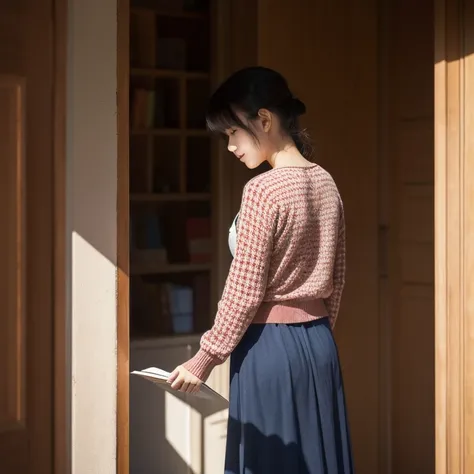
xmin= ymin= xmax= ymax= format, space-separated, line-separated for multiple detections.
xmin=237 ymin=153 xmax=245 ymax=160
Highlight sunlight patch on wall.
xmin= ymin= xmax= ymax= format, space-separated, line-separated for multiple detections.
xmin=165 ymin=392 xmax=198 ymax=474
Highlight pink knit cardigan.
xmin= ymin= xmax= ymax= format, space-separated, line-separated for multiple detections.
xmin=183 ymin=164 xmax=346 ymax=381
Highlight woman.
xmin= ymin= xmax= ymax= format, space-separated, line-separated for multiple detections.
xmin=168 ymin=66 xmax=354 ymax=473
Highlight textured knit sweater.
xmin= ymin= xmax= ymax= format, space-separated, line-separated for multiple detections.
xmin=183 ymin=164 xmax=346 ymax=381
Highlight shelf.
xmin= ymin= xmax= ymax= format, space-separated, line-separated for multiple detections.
xmin=186 ymin=136 xmax=211 ymax=193
xmin=130 ymin=332 xmax=202 ymax=348
xmin=131 ymin=193 xmax=211 ymax=202
xmin=129 ymin=1 xmax=213 ymax=341
xmin=131 ymin=262 xmax=211 ymax=276
xmin=131 ymin=68 xmax=209 ymax=79
xmin=186 ymin=79 xmax=210 ymax=128
xmin=131 ymin=6 xmax=209 ymax=20
xmin=131 ymin=128 xmax=208 ymax=137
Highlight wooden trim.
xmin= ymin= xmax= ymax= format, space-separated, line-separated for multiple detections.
xmin=53 ymin=0 xmax=69 ymax=472
xmin=376 ymin=0 xmax=393 ymax=470
xmin=117 ymin=0 xmax=130 ymax=471
xmin=435 ymin=0 xmax=474 ymax=472
xmin=464 ymin=3 xmax=474 ymax=471
xmin=434 ymin=2 xmax=448 ymax=471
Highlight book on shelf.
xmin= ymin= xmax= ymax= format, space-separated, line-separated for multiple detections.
xmin=131 ymin=88 xmax=164 ymax=129
xmin=132 ymin=212 xmax=166 ymax=249
xmin=130 ymin=276 xmax=211 ymax=336
xmin=156 ymin=38 xmax=186 ymax=70
xmin=167 ymin=283 xmax=194 ymax=333
xmin=186 ymin=217 xmax=211 ymax=263
xmin=131 ymin=212 xmax=214 ymax=275
xmin=131 ymin=279 xmax=172 ymax=334
xmin=144 ymin=212 xmax=164 ymax=249
xmin=131 ymin=0 xmax=184 ymax=12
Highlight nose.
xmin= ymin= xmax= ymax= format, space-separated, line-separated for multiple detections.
xmin=228 ymin=144 xmax=237 ymax=153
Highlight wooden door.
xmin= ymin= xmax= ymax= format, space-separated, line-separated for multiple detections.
xmin=379 ymin=0 xmax=435 ymax=472
xmin=257 ymin=1 xmax=380 ymax=472
xmin=0 ymin=0 xmax=56 ymax=472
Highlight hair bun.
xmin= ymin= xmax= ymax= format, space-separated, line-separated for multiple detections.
xmin=291 ymin=97 xmax=306 ymax=116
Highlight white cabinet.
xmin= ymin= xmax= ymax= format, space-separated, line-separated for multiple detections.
xmin=130 ymin=336 xmax=229 ymax=474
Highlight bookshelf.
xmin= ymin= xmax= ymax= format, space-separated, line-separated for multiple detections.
xmin=129 ymin=0 xmax=213 ymax=339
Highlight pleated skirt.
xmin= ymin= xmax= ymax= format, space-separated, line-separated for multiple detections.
xmin=224 ymin=317 xmax=354 ymax=474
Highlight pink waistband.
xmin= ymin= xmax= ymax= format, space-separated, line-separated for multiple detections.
xmin=252 ymin=298 xmax=328 ymax=324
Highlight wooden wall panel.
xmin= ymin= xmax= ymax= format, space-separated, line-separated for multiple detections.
xmin=434 ymin=0 xmax=474 ymax=472
xmin=383 ymin=0 xmax=435 ymax=471
xmin=393 ymin=286 xmax=435 ymax=473
xmin=0 ymin=75 xmax=27 ymax=442
xmin=397 ymin=121 xmax=434 ymax=184
xmin=258 ymin=1 xmax=380 ymax=472
xmin=400 ymin=186 xmax=434 ymax=243
xmin=117 ymin=0 xmax=130 ymax=472
xmin=210 ymin=1 xmax=443 ymax=473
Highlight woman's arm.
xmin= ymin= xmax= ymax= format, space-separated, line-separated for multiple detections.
xmin=323 ymin=200 xmax=346 ymax=329
xmin=182 ymin=180 xmax=277 ymax=381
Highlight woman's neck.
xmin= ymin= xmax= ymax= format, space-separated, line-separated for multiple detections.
xmin=268 ymin=145 xmax=313 ymax=169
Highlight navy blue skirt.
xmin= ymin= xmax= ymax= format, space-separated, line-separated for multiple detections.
xmin=225 ymin=318 xmax=354 ymax=474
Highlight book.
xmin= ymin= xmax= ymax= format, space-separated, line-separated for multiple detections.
xmin=167 ymin=284 xmax=194 ymax=334
xmin=186 ymin=217 xmax=212 ymax=263
xmin=131 ymin=367 xmax=228 ymax=406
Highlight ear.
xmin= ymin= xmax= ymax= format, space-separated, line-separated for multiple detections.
xmin=257 ymin=108 xmax=272 ymax=133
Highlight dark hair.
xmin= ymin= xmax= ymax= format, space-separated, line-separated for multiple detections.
xmin=206 ymin=66 xmax=313 ymax=159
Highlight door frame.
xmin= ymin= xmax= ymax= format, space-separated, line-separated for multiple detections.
xmin=434 ymin=0 xmax=474 ymax=472
xmin=117 ymin=0 xmax=130 ymax=471
xmin=53 ymin=0 xmax=68 ymax=472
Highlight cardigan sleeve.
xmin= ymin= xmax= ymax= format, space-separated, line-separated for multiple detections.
xmin=183 ymin=181 xmax=276 ymax=380
xmin=323 ymin=200 xmax=346 ymax=329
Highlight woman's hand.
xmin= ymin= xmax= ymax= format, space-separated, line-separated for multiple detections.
xmin=167 ymin=365 xmax=202 ymax=394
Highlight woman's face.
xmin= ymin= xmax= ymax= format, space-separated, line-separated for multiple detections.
xmin=225 ymin=111 xmax=273 ymax=169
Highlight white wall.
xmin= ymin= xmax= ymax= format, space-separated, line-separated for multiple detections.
xmin=67 ymin=0 xmax=118 ymax=471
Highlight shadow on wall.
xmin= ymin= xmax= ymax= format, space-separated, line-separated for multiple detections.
xmin=130 ymin=381 xmax=314 ymax=474
xmin=130 ymin=345 xmax=228 ymax=474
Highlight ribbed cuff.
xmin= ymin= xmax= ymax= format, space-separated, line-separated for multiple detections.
xmin=182 ymin=348 xmax=221 ymax=382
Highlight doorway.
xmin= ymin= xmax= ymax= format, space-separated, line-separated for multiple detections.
xmin=115 ymin=1 xmax=447 ymax=474
xmin=378 ymin=0 xmax=435 ymax=471
xmin=119 ymin=1 xmax=234 ymax=473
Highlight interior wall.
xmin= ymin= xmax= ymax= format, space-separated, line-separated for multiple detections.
xmin=383 ymin=0 xmax=435 ymax=471
xmin=67 ymin=0 xmax=118 ymax=471
xmin=257 ymin=1 xmax=380 ymax=472
xmin=220 ymin=2 xmax=438 ymax=474
xmin=213 ymin=0 xmax=261 ymax=293
xmin=223 ymin=0 xmax=262 ymax=223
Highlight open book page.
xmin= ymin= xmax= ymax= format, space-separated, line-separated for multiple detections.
xmin=131 ymin=367 xmax=228 ymax=406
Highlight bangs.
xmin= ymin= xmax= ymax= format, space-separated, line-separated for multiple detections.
xmin=205 ymin=102 xmax=247 ymax=136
